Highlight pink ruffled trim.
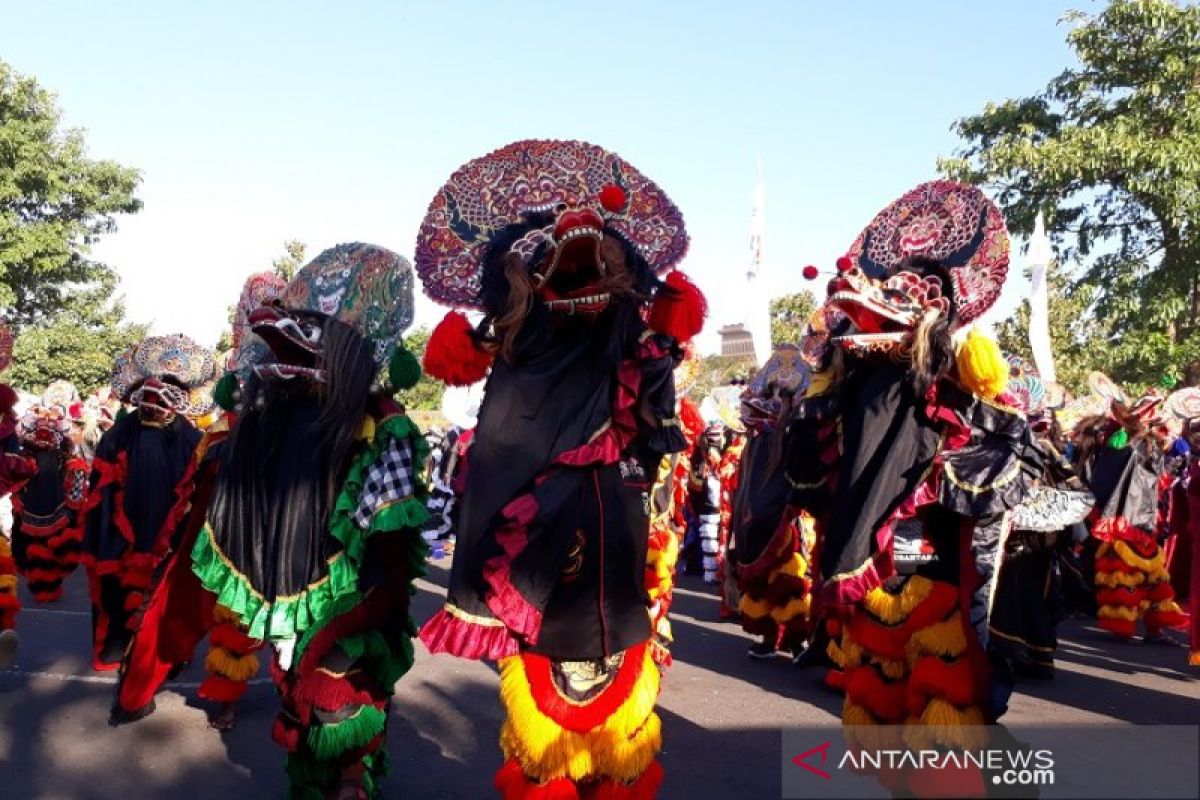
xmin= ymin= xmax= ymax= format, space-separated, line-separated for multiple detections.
xmin=481 ymin=493 xmax=543 ymax=641
xmin=820 ymin=474 xmax=940 ymax=609
xmin=419 ymin=607 xmax=520 ymax=661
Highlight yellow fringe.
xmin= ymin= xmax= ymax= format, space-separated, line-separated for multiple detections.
xmin=769 ymin=595 xmax=812 ymax=624
xmin=1189 ymin=651 xmax=1200 ymax=667
xmin=906 ymin=614 xmax=967 ymax=663
xmin=955 ymin=328 xmax=1007 ymax=399
xmin=204 ymin=647 xmax=260 ymax=682
xmin=739 ymin=595 xmax=771 ymax=618
xmin=0 ymin=538 xmax=11 ymax=558
xmin=861 ymin=575 xmax=934 ymax=625
xmin=498 ymin=648 xmax=661 ymax=784
xmin=1096 ymin=570 xmax=1145 ymax=588
xmin=870 ymin=656 xmax=908 ymax=681
xmin=827 ymin=639 xmax=847 ymax=668
xmin=0 ymin=575 xmax=18 ymax=593
xmin=1098 ymin=604 xmax=1141 ymax=621
xmin=904 ymin=699 xmax=987 ymax=751
xmin=844 ymin=702 xmax=907 ymax=751
xmin=1112 ymin=540 xmax=1164 ymax=573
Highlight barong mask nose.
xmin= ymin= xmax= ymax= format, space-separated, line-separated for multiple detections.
xmin=248 ymin=304 xmax=329 ymax=384
xmin=18 ymin=407 xmax=69 ymax=449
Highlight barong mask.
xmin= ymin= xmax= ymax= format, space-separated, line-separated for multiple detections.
xmin=245 ymin=243 xmax=416 ymax=391
xmin=415 ymin=140 xmax=700 ymax=383
xmin=17 ymin=405 xmax=71 ymax=450
xmin=111 ymin=335 xmax=217 ymax=425
xmin=806 ymin=181 xmax=1009 ymax=365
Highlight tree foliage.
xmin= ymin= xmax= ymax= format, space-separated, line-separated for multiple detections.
xmin=396 ymin=327 xmax=444 ymax=411
xmin=769 ymin=290 xmax=817 ymax=348
xmin=272 ymin=239 xmax=307 ymax=282
xmin=0 ymin=59 xmax=141 ymax=325
xmin=8 ymin=269 xmax=147 ymax=392
xmin=940 ymin=0 xmax=1200 ymax=385
xmin=994 ymin=261 xmax=1110 ymax=395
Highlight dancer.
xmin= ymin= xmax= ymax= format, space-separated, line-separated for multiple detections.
xmin=10 ymin=383 xmax=90 ymax=603
xmin=733 ymin=345 xmax=816 ymax=661
xmin=795 ymin=181 xmax=1039 ymax=782
xmin=112 ymin=271 xmax=285 ymax=731
xmin=987 ymin=357 xmax=1094 ymax=683
xmin=120 ymin=246 xmax=428 ymax=799
xmin=82 ymin=335 xmax=213 ymax=670
xmin=417 ymin=139 xmax=701 ymax=798
xmin=0 ymin=321 xmax=36 ymax=666
xmin=1075 ymin=385 xmax=1188 ymax=643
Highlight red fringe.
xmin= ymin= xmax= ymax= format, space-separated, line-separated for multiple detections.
xmin=648 ymin=271 xmax=707 ymax=343
xmin=1096 ymin=586 xmax=1147 ymax=607
xmin=522 ymin=643 xmax=648 ymax=734
xmin=592 ymin=760 xmax=664 ymax=800
xmin=424 ymin=311 xmax=494 ymax=386
xmin=824 ymin=669 xmax=847 ymax=693
xmin=209 ymin=622 xmax=259 ymax=653
xmin=495 ymin=760 xmax=580 ymax=800
xmin=845 ymin=665 xmax=907 ymax=723
xmin=292 ymin=668 xmax=385 ymax=723
xmin=481 ymin=493 xmax=544 ymax=642
xmin=906 ymin=655 xmax=976 ymax=713
xmin=271 ymin=713 xmax=302 ymax=752
xmin=1098 ymin=616 xmax=1137 ymax=638
xmin=31 ymin=586 xmax=65 ymax=603
xmin=1145 ymin=606 xmax=1188 ymax=632
xmin=1148 ymin=581 xmax=1175 ymax=602
xmin=199 ymin=674 xmax=249 ymax=703
xmin=907 ymin=761 xmax=985 ymax=799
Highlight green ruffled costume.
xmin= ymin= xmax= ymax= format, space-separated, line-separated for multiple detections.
xmin=193 ymin=411 xmax=430 ymax=798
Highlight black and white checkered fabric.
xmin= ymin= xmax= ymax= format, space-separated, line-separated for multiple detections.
xmin=353 ymin=437 xmax=417 ymax=529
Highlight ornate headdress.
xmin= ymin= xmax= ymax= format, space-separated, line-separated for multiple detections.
xmin=271 ymin=243 xmax=415 ymax=376
xmin=228 ymin=271 xmax=286 ymax=377
xmin=1003 ymin=354 xmax=1046 ymax=417
xmin=111 ymin=334 xmax=217 ymax=418
xmin=807 ymin=180 xmax=1010 ymax=362
xmin=416 ymin=140 xmax=700 ymax=385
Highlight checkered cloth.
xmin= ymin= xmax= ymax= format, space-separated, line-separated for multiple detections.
xmin=353 ymin=437 xmax=417 ymax=530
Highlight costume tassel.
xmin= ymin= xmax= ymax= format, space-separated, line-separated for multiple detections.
xmin=955 ymin=328 xmax=1007 ymax=399
xmin=424 ymin=311 xmax=494 ymax=386
xmin=648 ymin=271 xmax=707 ymax=343
xmin=307 ymin=704 xmax=388 ymax=761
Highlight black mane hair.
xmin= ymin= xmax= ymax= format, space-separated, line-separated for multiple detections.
xmin=210 ymin=315 xmax=376 ymax=565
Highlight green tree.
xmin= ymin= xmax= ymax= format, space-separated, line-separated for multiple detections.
xmin=993 ymin=261 xmax=1109 ymax=395
xmin=770 ymin=290 xmax=817 ymax=348
xmin=8 ymin=269 xmax=147 ymax=392
xmin=940 ymin=0 xmax=1200 ymax=386
xmin=397 ymin=327 xmax=444 ymax=411
xmin=1 ymin=60 xmax=141 ymax=325
xmin=272 ymin=240 xmax=307 ymax=282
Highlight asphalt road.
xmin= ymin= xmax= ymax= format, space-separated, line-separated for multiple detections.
xmin=1 ymin=557 xmax=1197 ymax=799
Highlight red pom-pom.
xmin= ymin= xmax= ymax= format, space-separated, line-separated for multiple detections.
xmin=649 ymin=271 xmax=707 ymax=343
xmin=68 ymin=402 xmax=83 ymax=420
xmin=802 ymin=265 xmax=819 ymax=281
xmin=423 ymin=311 xmax=494 ymax=386
xmin=836 ymin=255 xmax=853 ymax=272
xmin=599 ymin=184 xmax=627 ymax=214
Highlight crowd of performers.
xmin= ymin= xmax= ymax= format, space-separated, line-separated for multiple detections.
xmin=0 ymin=142 xmax=1197 ymax=800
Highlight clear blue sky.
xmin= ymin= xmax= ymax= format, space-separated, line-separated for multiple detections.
xmin=1 ymin=1 xmax=1089 ymax=352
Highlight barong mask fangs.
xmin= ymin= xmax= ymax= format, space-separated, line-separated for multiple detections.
xmin=534 ymin=202 xmax=613 ymax=317
xmin=111 ymin=334 xmax=217 ymax=422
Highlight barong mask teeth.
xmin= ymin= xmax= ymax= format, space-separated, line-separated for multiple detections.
xmin=535 ymin=204 xmax=612 ymax=317
xmin=248 ymin=304 xmax=329 ymax=384
xmin=827 ymin=266 xmax=950 ymax=356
